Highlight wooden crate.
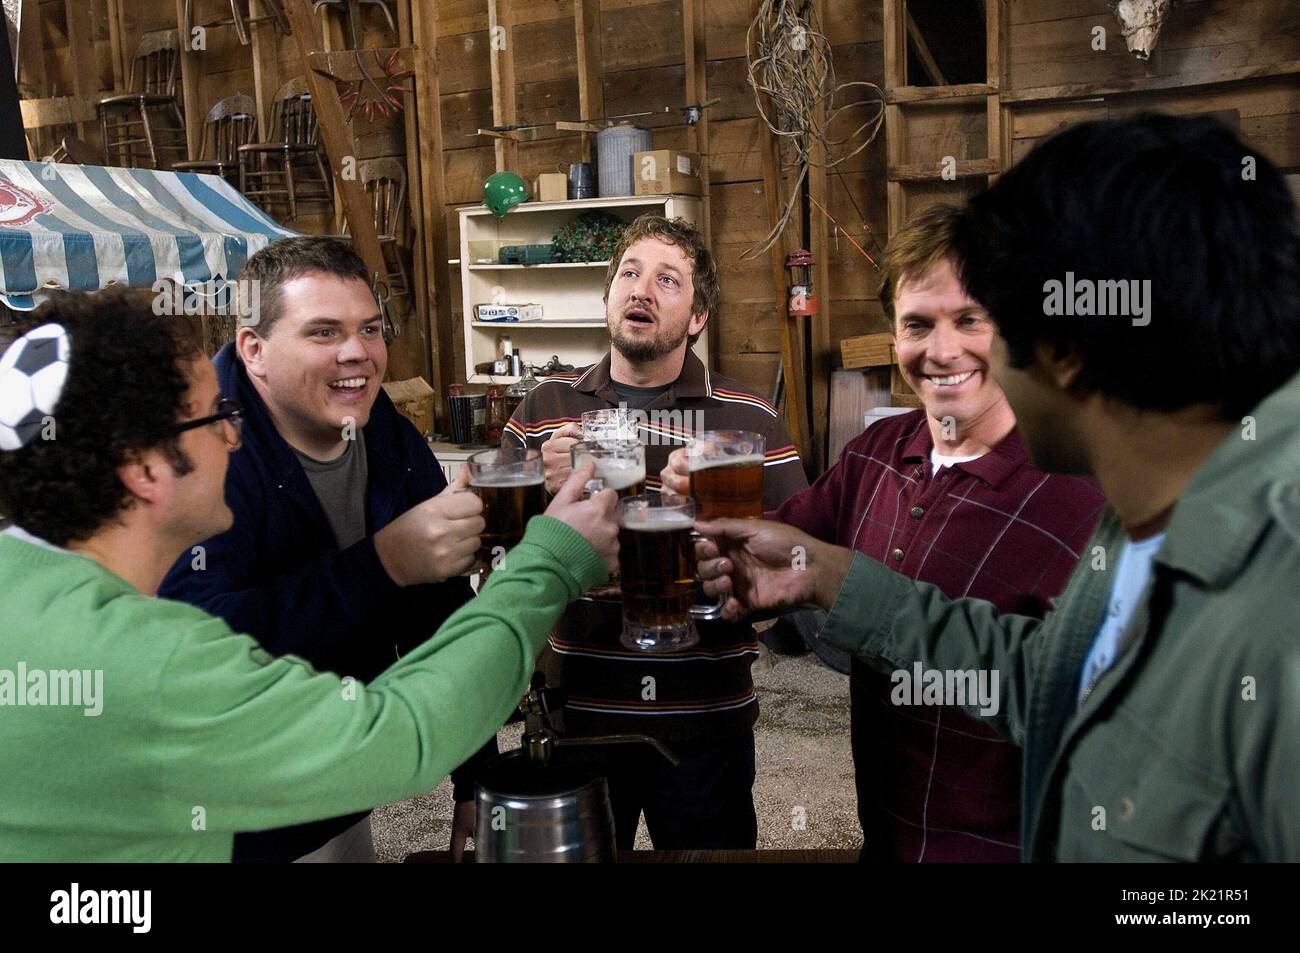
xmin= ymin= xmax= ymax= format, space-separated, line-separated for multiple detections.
xmin=840 ymin=332 xmax=896 ymax=369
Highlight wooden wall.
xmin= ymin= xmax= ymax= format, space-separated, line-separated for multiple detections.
xmin=17 ymin=0 xmax=1298 ymax=460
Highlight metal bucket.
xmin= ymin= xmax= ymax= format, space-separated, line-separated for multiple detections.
xmin=474 ymin=752 xmax=616 ymax=863
xmin=596 ymin=122 xmax=653 ymax=198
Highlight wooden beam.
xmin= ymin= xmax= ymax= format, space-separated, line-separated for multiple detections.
xmin=886 ymin=83 xmax=993 ymax=105
xmin=1001 ymin=60 xmax=1300 ymax=105
xmin=487 ymin=0 xmax=517 ymax=173
xmin=888 ymin=158 xmax=1001 ymax=181
xmin=63 ymin=0 xmax=99 ymax=140
xmin=19 ymin=96 xmax=97 ymax=129
xmin=173 ymin=0 xmax=203 ymax=161
xmin=883 ymin=0 xmax=907 ymax=89
xmin=283 ymin=0 xmax=393 ymax=366
xmin=986 ymin=0 xmax=1008 ymax=183
xmin=905 ymin=11 xmax=946 ymax=87
xmin=410 ymin=0 xmax=453 ymax=420
xmin=102 ymin=0 xmax=124 ymax=91
xmin=391 ymin=0 xmax=432 ymax=390
xmin=248 ymin=0 xmax=279 ymax=138
xmin=574 ymin=0 xmax=603 ymax=163
xmin=683 ymin=0 xmax=714 ymax=365
xmin=808 ymin=96 xmax=832 ymax=474
xmin=18 ymin=0 xmax=48 ymax=95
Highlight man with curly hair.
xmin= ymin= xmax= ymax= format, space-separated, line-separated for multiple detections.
xmin=0 ymin=286 xmax=619 ymax=862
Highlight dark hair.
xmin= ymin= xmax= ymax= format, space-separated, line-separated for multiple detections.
xmin=239 ymin=236 xmax=370 ymax=337
xmin=0 ymin=288 xmax=204 ymax=545
xmin=603 ymin=215 xmax=719 ymax=346
xmin=952 ymin=113 xmax=1300 ymax=418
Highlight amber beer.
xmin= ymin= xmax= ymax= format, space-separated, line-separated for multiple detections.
xmin=688 ymin=431 xmax=766 ymax=520
xmin=571 ymin=439 xmax=646 ymax=499
xmin=468 ymin=447 xmax=547 ymax=568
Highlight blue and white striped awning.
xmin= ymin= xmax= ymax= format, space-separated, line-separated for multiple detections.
xmin=0 ymin=159 xmax=297 ymax=310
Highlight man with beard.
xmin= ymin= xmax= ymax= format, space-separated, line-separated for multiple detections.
xmin=503 ymin=214 xmax=806 ymax=849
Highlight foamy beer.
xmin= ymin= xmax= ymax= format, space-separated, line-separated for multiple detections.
xmin=467 ymin=446 xmax=547 ymax=568
xmin=687 ymin=430 xmax=766 ymax=520
xmin=617 ymin=494 xmax=723 ymax=652
xmin=571 ymin=439 xmax=646 ymax=499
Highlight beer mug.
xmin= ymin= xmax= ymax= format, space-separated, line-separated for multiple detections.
xmin=617 ymin=494 xmax=724 ymax=652
xmin=467 ymin=446 xmax=547 ymax=570
xmin=571 ymin=439 xmax=646 ymax=499
xmin=581 ymin=407 xmax=637 ymax=443
xmin=687 ymin=430 xmax=766 ymax=520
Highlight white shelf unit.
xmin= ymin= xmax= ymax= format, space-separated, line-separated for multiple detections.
xmin=459 ymin=194 xmax=704 ymax=385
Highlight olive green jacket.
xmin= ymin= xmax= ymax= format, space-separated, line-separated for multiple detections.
xmin=820 ymin=371 xmax=1300 ymax=862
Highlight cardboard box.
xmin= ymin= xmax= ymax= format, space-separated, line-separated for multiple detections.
xmin=633 ymin=149 xmax=703 ymax=196
xmin=890 ymin=366 xmax=923 ymax=408
xmin=382 ymin=377 xmax=436 ymax=436
xmin=840 ymin=333 xmax=896 ymax=369
xmin=473 ymin=303 xmax=544 ymax=322
xmin=534 ymin=173 xmax=567 ymax=202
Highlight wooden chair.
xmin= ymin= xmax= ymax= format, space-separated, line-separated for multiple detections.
xmin=97 ymin=31 xmax=187 ymax=169
xmin=311 ymin=0 xmax=397 ymax=48
xmin=172 ymin=94 xmax=259 ymax=185
xmin=182 ymin=0 xmax=290 ymax=47
xmin=237 ymin=77 xmax=332 ymax=221
xmin=48 ymin=136 xmax=103 ymax=166
xmin=345 ymin=157 xmax=410 ymax=300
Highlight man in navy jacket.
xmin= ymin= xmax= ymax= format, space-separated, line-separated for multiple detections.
xmin=161 ymin=237 xmax=491 ymax=862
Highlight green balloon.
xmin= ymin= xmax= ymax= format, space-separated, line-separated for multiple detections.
xmin=483 ymin=171 xmax=528 ymax=219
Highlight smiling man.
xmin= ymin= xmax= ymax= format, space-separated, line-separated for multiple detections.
xmin=665 ymin=204 xmax=1104 ymax=860
xmin=160 ymin=237 xmax=493 ymax=863
xmin=503 ymin=215 xmax=806 ymax=849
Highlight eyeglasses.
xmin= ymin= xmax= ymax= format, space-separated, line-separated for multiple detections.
xmin=174 ymin=397 xmax=244 ymax=446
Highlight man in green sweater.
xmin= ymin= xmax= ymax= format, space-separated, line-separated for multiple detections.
xmin=0 ymin=287 xmax=618 ymax=862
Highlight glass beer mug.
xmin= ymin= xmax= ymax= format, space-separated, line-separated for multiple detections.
xmin=686 ymin=430 xmax=766 ymax=520
xmin=467 ymin=446 xmax=547 ymax=571
xmin=616 ymin=493 xmax=724 ymax=652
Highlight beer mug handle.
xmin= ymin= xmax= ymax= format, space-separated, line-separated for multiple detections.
xmin=689 ymin=591 xmax=726 ymax=622
xmin=583 ymin=477 xmax=605 ymax=498
xmin=688 ymin=529 xmax=725 ymax=621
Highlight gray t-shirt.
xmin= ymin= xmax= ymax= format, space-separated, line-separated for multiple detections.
xmin=293 ymin=429 xmax=369 ymax=549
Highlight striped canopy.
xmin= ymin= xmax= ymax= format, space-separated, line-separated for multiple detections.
xmin=0 ymin=159 xmax=297 ymax=310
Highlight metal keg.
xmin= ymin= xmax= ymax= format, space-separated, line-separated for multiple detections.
xmin=596 ymin=121 xmax=653 ymax=197
xmin=474 ymin=752 xmax=616 ymax=863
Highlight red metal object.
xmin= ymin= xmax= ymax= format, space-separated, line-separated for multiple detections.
xmin=785 ymin=249 xmax=818 ymax=317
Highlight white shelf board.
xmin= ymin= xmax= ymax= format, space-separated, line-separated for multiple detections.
xmin=467 ymin=261 xmax=610 ymax=270
xmin=459 ymin=194 xmax=691 ymax=217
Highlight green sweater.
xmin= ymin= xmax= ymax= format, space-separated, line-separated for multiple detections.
xmin=0 ymin=516 xmax=607 ymax=861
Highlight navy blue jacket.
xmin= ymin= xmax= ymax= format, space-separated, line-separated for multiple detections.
xmin=160 ymin=344 xmax=492 ymax=861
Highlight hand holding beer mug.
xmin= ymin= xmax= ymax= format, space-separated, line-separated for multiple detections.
xmin=687 ymin=430 xmax=766 ymax=520
xmin=467 ymin=446 xmax=548 ymax=571
xmin=617 ymin=493 xmax=724 ymax=652
xmin=570 ymin=439 xmax=646 ymax=499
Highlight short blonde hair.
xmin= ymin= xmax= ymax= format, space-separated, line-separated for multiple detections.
xmin=878 ymin=204 xmax=964 ymax=326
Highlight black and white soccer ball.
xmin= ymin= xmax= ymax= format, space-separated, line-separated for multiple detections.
xmin=0 ymin=322 xmax=70 ymax=451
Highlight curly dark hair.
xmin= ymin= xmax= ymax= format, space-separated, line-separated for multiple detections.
xmin=0 ymin=287 xmax=204 ymax=546
xmin=603 ymin=215 xmax=719 ymax=346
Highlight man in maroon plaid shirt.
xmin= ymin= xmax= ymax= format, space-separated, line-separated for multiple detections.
xmin=667 ymin=204 xmax=1104 ymax=860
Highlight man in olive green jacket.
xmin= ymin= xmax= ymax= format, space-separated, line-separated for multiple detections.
xmin=694 ymin=114 xmax=1300 ymax=862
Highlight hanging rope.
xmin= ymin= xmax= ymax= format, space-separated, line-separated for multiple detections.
xmin=743 ymin=0 xmax=886 ymax=259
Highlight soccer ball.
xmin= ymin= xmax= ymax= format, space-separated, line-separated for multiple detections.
xmin=0 ymin=322 xmax=70 ymax=451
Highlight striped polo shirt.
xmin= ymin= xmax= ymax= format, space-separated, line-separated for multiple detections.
xmin=504 ymin=350 xmax=806 ymax=747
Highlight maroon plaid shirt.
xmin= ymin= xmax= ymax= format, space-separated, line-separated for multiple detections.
xmin=774 ymin=411 xmax=1104 ymax=862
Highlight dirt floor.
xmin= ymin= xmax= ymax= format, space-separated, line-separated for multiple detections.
xmin=371 ymin=646 xmax=860 ymax=861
